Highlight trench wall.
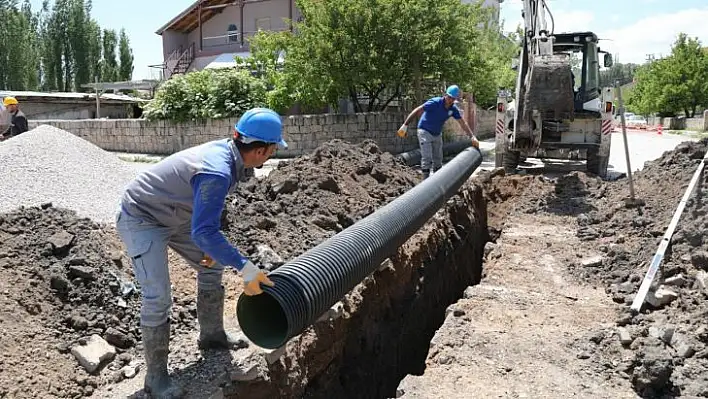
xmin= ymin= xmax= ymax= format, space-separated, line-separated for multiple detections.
xmin=222 ymin=181 xmax=487 ymax=399
xmin=26 ymin=109 xmax=496 ymax=157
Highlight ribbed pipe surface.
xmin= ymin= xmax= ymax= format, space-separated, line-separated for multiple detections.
xmin=237 ymin=147 xmax=483 ymax=349
xmin=397 ymin=138 xmax=474 ymax=166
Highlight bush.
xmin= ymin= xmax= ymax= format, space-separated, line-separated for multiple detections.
xmin=143 ymin=69 xmax=267 ymax=122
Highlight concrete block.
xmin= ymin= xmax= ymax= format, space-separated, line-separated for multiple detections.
xmin=617 ymin=327 xmax=633 ymax=346
xmin=646 ymin=286 xmax=679 ymax=308
xmin=71 ymin=335 xmax=116 ymax=374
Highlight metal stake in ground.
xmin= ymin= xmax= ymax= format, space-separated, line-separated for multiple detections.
xmin=630 ymin=151 xmax=708 ymax=312
xmin=615 ymin=81 xmax=636 ymax=203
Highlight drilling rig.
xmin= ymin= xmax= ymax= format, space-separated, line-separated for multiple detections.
xmin=495 ymin=0 xmax=615 ymax=177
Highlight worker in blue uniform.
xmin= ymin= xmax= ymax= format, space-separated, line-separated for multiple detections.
xmin=398 ymin=85 xmax=479 ymax=178
xmin=115 ymin=108 xmax=286 ymax=398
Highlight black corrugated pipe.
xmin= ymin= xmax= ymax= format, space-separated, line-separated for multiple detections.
xmin=397 ymin=138 xmax=474 ymax=167
xmin=236 ymin=147 xmax=483 ymax=349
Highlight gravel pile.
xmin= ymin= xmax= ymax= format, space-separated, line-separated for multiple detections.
xmin=0 ymin=125 xmax=139 ymax=223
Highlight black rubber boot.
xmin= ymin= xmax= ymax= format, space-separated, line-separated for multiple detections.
xmin=422 ymin=169 xmax=430 ymax=179
xmin=142 ymin=322 xmax=183 ymax=399
xmin=197 ymin=285 xmax=245 ymax=350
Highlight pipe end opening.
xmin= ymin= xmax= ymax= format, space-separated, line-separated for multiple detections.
xmin=236 ymin=292 xmax=289 ymax=349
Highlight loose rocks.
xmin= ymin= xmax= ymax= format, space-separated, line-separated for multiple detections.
xmin=571 ymin=138 xmax=708 ymax=397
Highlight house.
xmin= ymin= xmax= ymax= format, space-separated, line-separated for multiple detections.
xmin=155 ymin=0 xmax=300 ymax=79
xmin=155 ymin=0 xmax=503 ymax=80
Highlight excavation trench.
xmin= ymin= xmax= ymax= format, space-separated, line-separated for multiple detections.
xmin=224 ymin=181 xmax=487 ymax=399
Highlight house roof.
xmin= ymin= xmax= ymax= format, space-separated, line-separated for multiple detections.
xmin=156 ymin=0 xmax=242 ymax=35
xmin=0 ymin=91 xmax=147 ymax=104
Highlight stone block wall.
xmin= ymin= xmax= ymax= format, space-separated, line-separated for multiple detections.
xmin=28 ymin=109 xmax=496 ymax=157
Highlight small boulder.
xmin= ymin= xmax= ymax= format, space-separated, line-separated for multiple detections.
xmin=47 ymin=230 xmax=75 ymax=253
xmin=68 ymin=266 xmax=96 ymax=281
xmin=691 ymin=251 xmax=708 ymax=270
xmin=104 ymin=327 xmax=134 ymax=349
xmin=664 ymin=274 xmax=687 ymax=287
xmin=618 ymin=327 xmax=633 ymax=346
xmin=695 ymin=271 xmax=708 ymax=293
xmin=581 ymin=255 xmax=603 ymax=268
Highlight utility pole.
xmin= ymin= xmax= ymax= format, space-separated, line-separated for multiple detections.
xmin=616 ymin=81 xmax=636 ymax=202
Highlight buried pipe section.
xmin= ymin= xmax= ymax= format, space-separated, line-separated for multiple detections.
xmin=237 ymin=147 xmax=483 ymax=349
xmin=396 ymin=138 xmax=475 ymax=167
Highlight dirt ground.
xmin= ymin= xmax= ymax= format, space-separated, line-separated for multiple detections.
xmin=3 ymin=134 xmax=707 ymax=399
xmin=397 ymin=139 xmax=708 ymax=398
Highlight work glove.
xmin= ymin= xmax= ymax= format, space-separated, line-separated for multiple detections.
xmin=397 ymin=124 xmax=408 ymax=138
xmin=241 ymin=260 xmax=275 ymax=296
xmin=469 ymin=135 xmax=480 ymax=149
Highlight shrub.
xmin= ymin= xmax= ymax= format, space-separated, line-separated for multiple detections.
xmin=143 ymin=69 xmax=267 ymax=122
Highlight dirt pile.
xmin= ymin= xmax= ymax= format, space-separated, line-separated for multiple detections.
xmin=565 ymin=139 xmax=708 ymax=397
xmin=0 ymin=205 xmax=159 ymax=398
xmin=223 ymin=139 xmax=419 ymax=262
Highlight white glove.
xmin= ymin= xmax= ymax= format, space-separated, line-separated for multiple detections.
xmin=241 ymin=260 xmax=275 ymax=296
xmin=241 ymin=260 xmax=261 ymax=283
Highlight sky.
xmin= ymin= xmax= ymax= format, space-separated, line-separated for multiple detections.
xmin=29 ymin=0 xmax=708 ymax=80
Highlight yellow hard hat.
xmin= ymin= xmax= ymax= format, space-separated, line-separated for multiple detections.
xmin=3 ymin=97 xmax=18 ymax=106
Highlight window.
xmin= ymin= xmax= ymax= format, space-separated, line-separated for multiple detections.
xmin=583 ymin=42 xmax=600 ymax=100
xmin=227 ymin=24 xmax=239 ymax=43
xmin=255 ymin=17 xmax=271 ymax=31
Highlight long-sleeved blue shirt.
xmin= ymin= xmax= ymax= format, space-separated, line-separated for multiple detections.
xmin=190 ymin=173 xmax=247 ymax=270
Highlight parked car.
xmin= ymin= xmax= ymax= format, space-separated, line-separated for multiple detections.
xmin=625 ymin=115 xmax=648 ymax=129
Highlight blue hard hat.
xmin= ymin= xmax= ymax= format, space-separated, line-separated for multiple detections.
xmin=445 ymin=85 xmax=461 ymax=100
xmin=235 ymin=108 xmax=288 ymax=149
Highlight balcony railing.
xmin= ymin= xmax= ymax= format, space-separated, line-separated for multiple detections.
xmin=201 ymin=29 xmax=290 ymax=51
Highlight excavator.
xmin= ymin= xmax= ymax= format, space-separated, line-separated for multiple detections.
xmin=495 ymin=0 xmax=615 ymax=177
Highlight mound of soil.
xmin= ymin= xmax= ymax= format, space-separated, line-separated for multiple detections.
xmin=565 ymin=139 xmax=708 ymax=397
xmin=224 ymin=139 xmax=419 ymax=262
xmin=0 ymin=205 xmax=153 ymax=398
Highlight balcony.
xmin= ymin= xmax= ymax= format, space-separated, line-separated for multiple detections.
xmin=197 ymin=29 xmax=290 ymax=58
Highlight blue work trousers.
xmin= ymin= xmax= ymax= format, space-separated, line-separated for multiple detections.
xmin=115 ymin=208 xmax=225 ymax=327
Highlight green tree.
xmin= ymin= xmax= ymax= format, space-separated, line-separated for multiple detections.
xmin=87 ymin=19 xmax=102 ymax=83
xmin=0 ymin=0 xmax=133 ymax=91
xmin=101 ymin=29 xmax=118 ymax=82
xmin=599 ymin=61 xmax=639 ymax=88
xmin=627 ymin=33 xmax=708 ymax=117
xmin=118 ymin=28 xmax=134 ymax=81
xmin=249 ymin=0 xmax=493 ymax=113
